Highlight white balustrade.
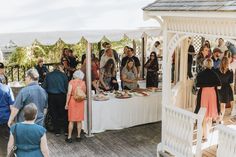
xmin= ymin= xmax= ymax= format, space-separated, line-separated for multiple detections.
xmin=217 ymin=125 xmax=236 ymax=157
xmin=157 ymin=105 xmax=206 ymax=157
xmin=186 ymin=80 xmax=195 ymax=111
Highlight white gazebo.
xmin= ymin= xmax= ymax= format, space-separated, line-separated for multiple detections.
xmin=143 ymin=0 xmax=236 ymax=156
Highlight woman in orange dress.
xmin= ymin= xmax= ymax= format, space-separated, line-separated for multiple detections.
xmin=65 ymin=70 xmax=86 ymax=143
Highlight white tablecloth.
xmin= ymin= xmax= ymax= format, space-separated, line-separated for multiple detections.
xmin=84 ymin=91 xmax=162 ymax=133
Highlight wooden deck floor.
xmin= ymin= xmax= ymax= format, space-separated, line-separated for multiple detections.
xmin=0 ymin=122 xmax=161 ymax=157
xmin=1 ymin=109 xmax=235 ymax=157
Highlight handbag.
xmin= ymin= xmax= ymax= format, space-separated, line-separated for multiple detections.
xmin=8 ymin=124 xmax=17 ymax=157
xmin=73 ymin=84 xmax=86 ymax=102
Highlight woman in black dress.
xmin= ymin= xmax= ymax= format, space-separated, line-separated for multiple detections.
xmin=216 ymin=57 xmax=234 ymax=122
xmin=144 ymin=52 xmax=159 ymax=88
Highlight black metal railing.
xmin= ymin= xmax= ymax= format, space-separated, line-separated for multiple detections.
xmin=5 ymin=63 xmax=60 ymax=82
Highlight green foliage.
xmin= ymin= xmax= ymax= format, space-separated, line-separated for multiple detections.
xmin=7 ymin=37 xmax=139 ymax=67
xmin=7 ymin=47 xmax=35 ymax=67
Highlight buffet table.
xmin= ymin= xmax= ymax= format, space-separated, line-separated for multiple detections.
xmin=84 ymin=91 xmax=162 ymax=133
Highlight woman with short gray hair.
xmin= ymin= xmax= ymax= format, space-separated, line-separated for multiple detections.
xmin=26 ymin=68 xmax=40 ymax=81
xmin=7 ymin=103 xmax=49 ymax=157
xmin=65 ymin=70 xmax=86 ymax=143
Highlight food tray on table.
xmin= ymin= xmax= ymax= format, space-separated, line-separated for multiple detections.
xmin=134 ymin=91 xmax=150 ymax=97
xmin=114 ymin=91 xmax=132 ymax=99
xmin=93 ymin=93 xmax=109 ymax=101
xmin=131 ymin=88 xmax=150 ymax=93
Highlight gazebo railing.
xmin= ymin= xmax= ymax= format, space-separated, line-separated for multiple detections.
xmin=157 ymin=105 xmax=206 ymax=157
xmin=217 ymin=125 xmax=236 ymax=157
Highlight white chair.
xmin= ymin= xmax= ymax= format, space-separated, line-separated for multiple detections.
xmin=157 ymin=105 xmax=206 ymax=157
xmin=217 ymin=124 xmax=236 ymax=157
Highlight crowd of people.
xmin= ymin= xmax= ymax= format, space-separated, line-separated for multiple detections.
xmin=0 ymin=41 xmax=161 ymax=156
xmin=2 ymin=36 xmax=236 ymax=155
xmin=191 ymin=38 xmax=236 ymax=141
xmin=2 ymin=37 xmax=236 ymax=155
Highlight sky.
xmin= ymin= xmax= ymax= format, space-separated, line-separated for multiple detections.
xmin=0 ymin=0 xmax=158 ymax=33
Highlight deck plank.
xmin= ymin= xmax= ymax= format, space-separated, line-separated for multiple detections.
xmin=1 ymin=108 xmax=235 ymax=157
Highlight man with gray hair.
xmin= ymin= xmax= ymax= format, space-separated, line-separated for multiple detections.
xmin=8 ymin=68 xmax=48 ymax=127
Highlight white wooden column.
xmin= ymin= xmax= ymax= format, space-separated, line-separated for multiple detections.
xmin=179 ymin=38 xmax=188 ymax=81
xmin=162 ymin=24 xmax=172 ymax=108
xmin=161 ymin=23 xmax=173 ymax=143
xmin=179 ymin=38 xmax=189 ymax=108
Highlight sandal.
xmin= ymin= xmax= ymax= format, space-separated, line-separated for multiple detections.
xmin=202 ymin=138 xmax=208 ymax=143
xmin=65 ymin=138 xmax=73 ymax=143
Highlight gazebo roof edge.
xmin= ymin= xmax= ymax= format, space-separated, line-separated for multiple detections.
xmin=143 ymin=0 xmax=236 ymax=12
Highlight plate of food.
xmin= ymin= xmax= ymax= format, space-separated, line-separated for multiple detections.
xmin=93 ymin=93 xmax=109 ymax=101
xmin=115 ymin=91 xmax=132 ymax=99
xmin=134 ymin=91 xmax=150 ymax=96
xmin=131 ymin=88 xmax=150 ymax=93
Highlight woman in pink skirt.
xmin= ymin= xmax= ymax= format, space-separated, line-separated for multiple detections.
xmin=196 ymin=58 xmax=221 ymax=141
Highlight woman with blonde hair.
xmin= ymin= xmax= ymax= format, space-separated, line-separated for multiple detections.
xmin=196 ymin=58 xmax=221 ymax=141
xmin=216 ymin=57 xmax=234 ymax=123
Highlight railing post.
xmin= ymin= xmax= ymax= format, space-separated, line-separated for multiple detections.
xmin=195 ymin=107 xmax=206 ymax=157
xmin=11 ymin=67 xmax=13 ymax=82
xmin=17 ymin=65 xmax=20 ymax=81
xmin=23 ymin=66 xmax=26 ymax=81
